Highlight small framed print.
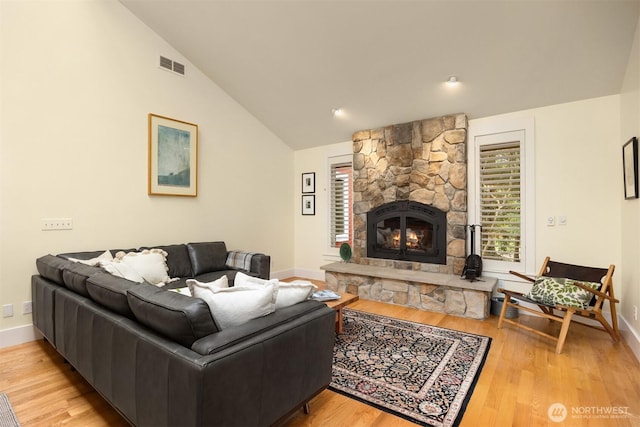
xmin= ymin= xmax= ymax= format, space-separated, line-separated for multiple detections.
xmin=302 ymin=195 xmax=315 ymax=215
xmin=302 ymin=172 xmax=315 ymax=194
xmin=623 ymin=136 xmax=638 ymax=200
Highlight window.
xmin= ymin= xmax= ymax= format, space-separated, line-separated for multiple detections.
xmin=325 ymin=151 xmax=353 ymax=256
xmin=468 ymin=118 xmax=534 ymax=275
xmin=329 ymin=161 xmax=353 ymax=248
xmin=479 ymin=141 xmax=521 ymax=263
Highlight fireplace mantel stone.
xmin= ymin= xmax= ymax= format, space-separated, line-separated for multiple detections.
xmin=321 ymin=261 xmax=497 ymax=320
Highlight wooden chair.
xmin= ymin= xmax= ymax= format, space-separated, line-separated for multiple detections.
xmin=497 ymin=256 xmax=619 ymax=354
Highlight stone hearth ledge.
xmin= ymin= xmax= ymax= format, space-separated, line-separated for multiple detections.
xmin=321 ymin=262 xmax=497 ymax=320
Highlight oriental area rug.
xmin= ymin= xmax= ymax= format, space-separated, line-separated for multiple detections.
xmin=330 ymin=309 xmax=491 ymax=427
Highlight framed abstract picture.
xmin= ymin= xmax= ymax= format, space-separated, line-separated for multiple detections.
xmin=148 ymin=114 xmax=198 ymax=196
xmin=623 ymin=136 xmax=638 ymax=200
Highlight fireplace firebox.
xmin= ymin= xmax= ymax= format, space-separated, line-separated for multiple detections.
xmin=367 ymin=201 xmax=447 ymax=264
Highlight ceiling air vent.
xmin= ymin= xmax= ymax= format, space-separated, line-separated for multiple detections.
xmin=158 ymin=55 xmax=185 ymax=76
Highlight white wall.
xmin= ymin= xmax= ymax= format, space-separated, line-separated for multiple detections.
xmin=291 ymin=141 xmax=351 ymax=280
xmin=620 ymin=14 xmax=640 ymax=359
xmin=293 ymin=96 xmax=622 ymax=292
xmin=0 ymin=0 xmax=294 ymax=342
xmin=474 ymin=96 xmax=622 ymax=272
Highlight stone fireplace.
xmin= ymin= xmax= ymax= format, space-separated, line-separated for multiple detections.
xmin=352 ymin=113 xmax=468 ymax=275
xmin=322 ymin=113 xmax=497 ymax=320
xmin=367 ymin=200 xmax=447 ymax=264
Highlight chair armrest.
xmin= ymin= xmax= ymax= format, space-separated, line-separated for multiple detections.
xmin=509 ymin=270 xmax=536 ymax=282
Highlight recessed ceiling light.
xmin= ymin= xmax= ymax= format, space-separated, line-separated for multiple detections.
xmin=446 ymin=76 xmax=460 ymax=87
xmin=331 ymin=107 xmax=344 ymax=117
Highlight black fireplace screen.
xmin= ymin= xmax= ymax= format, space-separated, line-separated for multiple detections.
xmin=367 ymin=201 xmax=446 ymax=264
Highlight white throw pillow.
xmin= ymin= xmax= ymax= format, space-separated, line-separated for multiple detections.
xmin=186 ymin=276 xmax=229 ymax=296
xmin=101 ymin=260 xmax=144 ymax=283
xmin=235 ymin=273 xmax=314 ymax=310
xmin=276 ymin=280 xmax=317 ymax=310
xmin=234 ymin=271 xmax=274 ymax=287
xmin=192 ymin=282 xmax=277 ymax=330
xmin=115 ymin=249 xmax=172 ymax=286
xmin=68 ymin=250 xmax=113 ymax=266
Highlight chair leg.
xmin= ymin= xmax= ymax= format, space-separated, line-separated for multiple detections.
xmin=608 ymin=301 xmax=621 ymax=340
xmin=555 ymin=311 xmax=574 ymax=354
xmin=497 ymin=296 xmax=511 ymax=329
xmin=595 ymin=313 xmax=620 ymax=342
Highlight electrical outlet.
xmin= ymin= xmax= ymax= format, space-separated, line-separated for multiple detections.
xmin=2 ymin=304 xmax=13 ymax=318
xmin=41 ymin=218 xmax=73 ymax=231
xmin=634 ymin=305 xmax=638 ymax=321
xmin=22 ymin=301 xmax=32 ymax=314
xmin=546 ymin=216 xmax=555 ymax=226
xmin=558 ymin=216 xmax=567 ymax=226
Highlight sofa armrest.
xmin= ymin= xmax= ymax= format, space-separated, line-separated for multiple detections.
xmin=251 ymin=253 xmax=270 ymax=279
xmin=225 ymin=251 xmax=271 ymax=279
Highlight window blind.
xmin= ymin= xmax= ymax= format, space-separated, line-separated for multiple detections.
xmin=330 ymin=162 xmax=353 ymax=247
xmin=479 ymin=142 xmax=521 ymax=262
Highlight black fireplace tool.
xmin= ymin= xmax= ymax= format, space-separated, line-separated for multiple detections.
xmin=462 ymin=224 xmax=483 ymax=282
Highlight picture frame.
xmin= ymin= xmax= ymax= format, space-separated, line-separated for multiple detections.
xmin=148 ymin=114 xmax=198 ymax=197
xmin=302 ymin=172 xmax=315 ymax=194
xmin=623 ymin=136 xmax=638 ymax=200
xmin=302 ymin=195 xmax=315 ymax=215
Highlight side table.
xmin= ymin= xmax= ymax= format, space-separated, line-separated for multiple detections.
xmin=323 ymin=292 xmax=359 ymax=334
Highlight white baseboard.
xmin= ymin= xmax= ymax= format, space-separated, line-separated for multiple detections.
xmin=619 ymin=315 xmax=640 ymax=362
xmin=0 ymin=324 xmax=42 ymax=349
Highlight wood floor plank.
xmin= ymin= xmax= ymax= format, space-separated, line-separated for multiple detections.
xmin=1 ymin=277 xmax=640 ymax=426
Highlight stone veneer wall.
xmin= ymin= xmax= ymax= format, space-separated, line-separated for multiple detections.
xmin=352 ymin=113 xmax=468 ymax=275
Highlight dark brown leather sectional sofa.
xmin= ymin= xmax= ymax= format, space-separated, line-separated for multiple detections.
xmin=31 ymin=241 xmax=336 ymax=426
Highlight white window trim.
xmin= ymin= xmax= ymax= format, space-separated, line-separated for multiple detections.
xmin=468 ymin=117 xmax=535 ymax=278
xmin=324 ymin=147 xmax=352 ymax=259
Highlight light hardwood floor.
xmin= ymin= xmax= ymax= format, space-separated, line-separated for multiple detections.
xmin=2 ymin=280 xmax=640 ymax=426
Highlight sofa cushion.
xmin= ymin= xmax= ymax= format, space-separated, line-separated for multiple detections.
xmin=526 ymin=276 xmax=601 ymax=309
xmin=273 ymin=280 xmax=317 ymax=310
xmin=62 ymin=262 xmax=103 ymax=298
xmin=36 ymin=255 xmax=72 ymax=286
xmin=191 ymin=282 xmax=277 ymax=330
xmin=186 ymin=276 xmax=229 ymax=294
xmin=86 ymin=272 xmax=138 ymax=318
xmin=127 ymin=283 xmax=218 ymax=347
xmin=187 ymin=242 xmax=227 ymax=275
xmin=140 ymin=244 xmax=193 ymax=278
xmin=114 ymin=249 xmax=173 ymax=286
xmin=235 ymin=273 xmax=315 ymax=310
xmin=101 ymin=260 xmax=145 ymax=283
xmin=194 ymin=269 xmax=254 ymax=287
xmin=190 ymin=300 xmax=327 ymax=355
xmin=67 ymin=250 xmax=113 ymax=266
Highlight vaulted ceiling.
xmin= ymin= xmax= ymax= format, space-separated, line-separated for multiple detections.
xmin=120 ymin=0 xmax=640 ymax=150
